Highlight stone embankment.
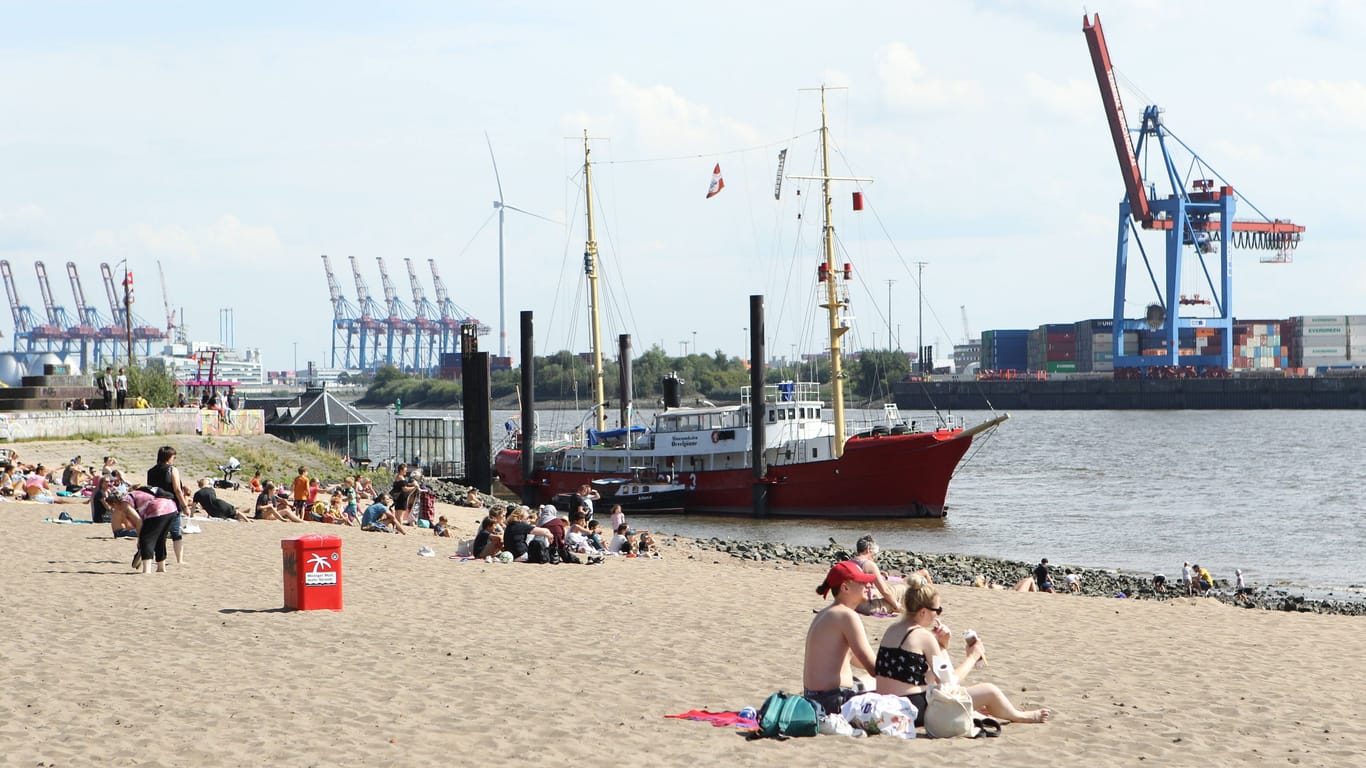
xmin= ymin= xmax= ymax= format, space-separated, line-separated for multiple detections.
xmin=693 ymin=538 xmax=1366 ymax=617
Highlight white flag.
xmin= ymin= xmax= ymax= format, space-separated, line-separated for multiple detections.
xmin=706 ymin=163 xmax=725 ymax=199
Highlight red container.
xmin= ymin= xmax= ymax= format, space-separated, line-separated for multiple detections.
xmin=282 ymin=534 xmax=343 ymax=611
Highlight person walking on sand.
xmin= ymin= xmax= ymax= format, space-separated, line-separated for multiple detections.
xmin=803 ymin=561 xmax=879 ymax=715
xmin=1181 ymin=562 xmax=1193 ymax=596
xmin=147 ymin=446 xmax=192 ymax=565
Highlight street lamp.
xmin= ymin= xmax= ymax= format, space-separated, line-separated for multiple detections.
xmin=692 ymin=330 xmax=697 ymax=357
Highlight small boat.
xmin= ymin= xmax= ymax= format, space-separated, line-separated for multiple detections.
xmin=494 ymin=89 xmax=1008 ymax=518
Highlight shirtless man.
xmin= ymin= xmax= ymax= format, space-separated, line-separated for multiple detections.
xmin=802 ymin=561 xmax=879 ymax=715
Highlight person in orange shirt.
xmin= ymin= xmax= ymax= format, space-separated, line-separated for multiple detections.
xmin=292 ymin=467 xmax=310 ymax=516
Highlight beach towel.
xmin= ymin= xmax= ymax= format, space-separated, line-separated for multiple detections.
xmin=664 ymin=710 xmax=758 ymax=730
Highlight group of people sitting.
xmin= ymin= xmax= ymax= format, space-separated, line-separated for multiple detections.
xmin=802 ymin=535 xmax=1052 ymax=734
xmin=444 ymin=499 xmax=660 ymax=564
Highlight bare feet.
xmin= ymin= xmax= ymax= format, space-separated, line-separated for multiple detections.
xmin=1022 ymin=708 xmax=1051 ymax=723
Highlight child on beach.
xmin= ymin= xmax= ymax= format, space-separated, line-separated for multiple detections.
xmin=433 ymin=515 xmax=452 ymax=538
xmin=610 ymin=524 xmax=631 ymax=555
xmin=637 ymin=530 xmax=660 ymax=558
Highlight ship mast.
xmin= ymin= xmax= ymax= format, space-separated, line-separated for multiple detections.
xmin=816 ymin=87 xmax=849 ymax=456
xmin=583 ymin=129 xmax=607 ymax=432
xmin=789 ymin=87 xmax=871 ymax=457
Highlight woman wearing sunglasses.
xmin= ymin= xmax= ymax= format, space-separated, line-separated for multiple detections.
xmin=874 ymin=578 xmax=1051 ymax=726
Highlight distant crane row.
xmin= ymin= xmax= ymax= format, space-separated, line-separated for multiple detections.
xmin=321 ymin=255 xmax=488 ymax=373
xmin=2 ymin=259 xmax=168 ymax=366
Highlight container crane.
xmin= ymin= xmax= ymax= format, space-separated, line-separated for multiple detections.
xmin=1 ymin=259 xmax=43 ymax=352
xmin=404 ymin=257 xmax=441 ymax=374
xmin=428 ymin=259 xmax=488 ymax=362
xmin=375 ymin=257 xmax=415 ymax=371
xmin=98 ymin=262 xmax=165 ymax=360
xmin=348 ymin=256 xmax=387 ymax=370
xmin=320 ymin=255 xmax=360 ymax=369
xmin=66 ymin=262 xmax=108 ymax=366
xmin=157 ymin=260 xmax=187 ymax=346
xmin=1083 ymin=13 xmax=1305 ymax=371
xmin=34 ymin=262 xmax=77 ymax=354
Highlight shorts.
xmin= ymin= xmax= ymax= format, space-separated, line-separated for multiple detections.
xmin=802 ymin=687 xmax=855 ymax=716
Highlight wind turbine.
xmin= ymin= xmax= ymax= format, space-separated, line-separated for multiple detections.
xmin=487 ymin=132 xmax=558 ymax=360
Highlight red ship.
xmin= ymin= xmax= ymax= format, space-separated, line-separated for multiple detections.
xmin=495 ymin=88 xmax=1007 ymax=518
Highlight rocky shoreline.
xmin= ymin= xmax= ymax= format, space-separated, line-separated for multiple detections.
xmin=692 ymin=537 xmax=1366 ymax=617
xmin=424 ymin=478 xmax=1364 ymax=617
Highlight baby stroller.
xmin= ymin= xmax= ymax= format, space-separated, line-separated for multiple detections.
xmin=214 ymin=457 xmax=242 ymax=490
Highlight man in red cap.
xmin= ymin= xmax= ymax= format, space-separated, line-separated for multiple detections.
xmin=802 ymin=560 xmax=879 ymax=715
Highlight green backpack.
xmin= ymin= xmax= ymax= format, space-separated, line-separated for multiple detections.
xmin=750 ymin=691 xmax=820 ymax=739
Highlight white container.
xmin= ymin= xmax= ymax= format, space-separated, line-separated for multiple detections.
xmin=1299 ymin=315 xmax=1347 ymax=326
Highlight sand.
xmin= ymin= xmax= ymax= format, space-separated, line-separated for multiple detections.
xmin=2 ymin=488 xmax=1363 ymax=767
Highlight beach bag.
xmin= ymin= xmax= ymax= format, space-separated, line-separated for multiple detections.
xmin=454 ymin=537 xmax=474 ymax=557
xmin=923 ymin=684 xmax=974 ymax=738
xmin=527 ymin=538 xmax=552 ymax=564
xmin=840 ymin=692 xmax=917 ymax=739
xmin=558 ymin=546 xmax=581 ymax=564
xmin=748 ymin=691 xmax=819 ymax=740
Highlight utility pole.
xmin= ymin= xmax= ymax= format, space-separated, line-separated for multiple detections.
xmin=914 ymin=261 xmax=928 ymax=372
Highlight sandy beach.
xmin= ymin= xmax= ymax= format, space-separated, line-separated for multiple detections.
xmin=2 ymin=476 xmax=1363 ymax=767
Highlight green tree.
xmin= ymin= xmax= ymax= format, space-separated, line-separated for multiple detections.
xmin=851 ymin=349 xmax=911 ymax=400
xmin=127 ymin=362 xmax=178 ymax=406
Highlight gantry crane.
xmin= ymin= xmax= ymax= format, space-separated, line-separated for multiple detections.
xmin=1 ymin=260 xmax=43 ymax=352
xmin=348 ymin=256 xmax=387 ymax=370
xmin=375 ymin=258 xmax=415 ymax=371
xmin=321 ymin=255 xmax=360 ymax=368
xmin=405 ymin=257 xmax=442 ymax=374
xmin=66 ymin=262 xmax=108 ymax=366
xmin=428 ymin=259 xmax=488 ymax=362
xmin=1083 ymin=14 xmax=1304 ymax=371
xmin=34 ymin=262 xmax=77 ymax=354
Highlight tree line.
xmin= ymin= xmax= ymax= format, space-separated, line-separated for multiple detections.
xmin=358 ymin=345 xmax=912 ymax=408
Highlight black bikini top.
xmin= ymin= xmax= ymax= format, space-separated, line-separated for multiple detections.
xmin=874 ymin=625 xmax=929 ymax=685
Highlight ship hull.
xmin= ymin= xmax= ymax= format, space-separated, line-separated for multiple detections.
xmin=494 ymin=429 xmax=973 ymax=519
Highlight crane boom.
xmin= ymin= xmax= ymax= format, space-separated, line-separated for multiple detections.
xmin=1082 ymin=14 xmax=1152 ymax=226
xmin=35 ymin=262 xmax=59 ymax=325
xmin=404 ymin=258 xmax=426 ymax=307
xmin=428 ymin=259 xmax=450 ymax=309
xmin=2 ymin=260 xmax=26 ymax=332
xmin=99 ymin=263 xmax=125 ymax=326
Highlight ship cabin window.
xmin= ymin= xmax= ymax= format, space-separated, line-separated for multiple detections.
xmin=659 ymin=416 xmax=678 ymax=433
xmin=680 ymin=415 xmax=700 ymax=431
xmin=812 ymin=448 xmax=818 ymax=458
xmin=777 ymin=408 xmax=788 ymax=420
xmin=768 ymin=410 xmax=776 ymax=424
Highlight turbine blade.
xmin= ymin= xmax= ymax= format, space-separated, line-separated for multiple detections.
xmin=501 ymin=203 xmax=562 ymax=225
xmin=485 ymin=130 xmax=504 ymax=202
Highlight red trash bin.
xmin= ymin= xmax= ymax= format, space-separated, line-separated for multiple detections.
xmin=281 ymin=534 xmax=343 ymax=611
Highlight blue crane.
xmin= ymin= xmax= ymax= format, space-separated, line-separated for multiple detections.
xmin=1083 ymin=14 xmax=1304 ymax=373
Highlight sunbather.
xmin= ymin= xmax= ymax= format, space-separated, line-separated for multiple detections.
xmin=875 ymin=578 xmax=1051 ymax=725
xmin=803 ymin=561 xmax=879 ymax=715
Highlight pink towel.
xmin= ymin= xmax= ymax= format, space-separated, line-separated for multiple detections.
xmin=664 ymin=710 xmax=758 ymax=729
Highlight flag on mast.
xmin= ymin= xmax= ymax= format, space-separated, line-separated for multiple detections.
xmin=705 ymin=163 xmax=725 ymax=199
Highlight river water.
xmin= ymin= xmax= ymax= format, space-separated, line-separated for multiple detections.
xmin=359 ymin=406 xmax=1365 ymax=591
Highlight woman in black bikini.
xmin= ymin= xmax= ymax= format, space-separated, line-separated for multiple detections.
xmin=874 ymin=578 xmax=1051 ymax=726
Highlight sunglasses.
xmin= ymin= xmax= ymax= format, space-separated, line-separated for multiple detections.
xmin=931 ymin=606 xmax=944 ymax=615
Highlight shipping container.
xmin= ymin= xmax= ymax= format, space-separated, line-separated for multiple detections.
xmin=1300 ymin=326 xmax=1347 ymax=336
xmin=1298 ymin=315 xmax=1347 ymax=326
xmin=1045 ymin=361 xmax=1077 ymax=373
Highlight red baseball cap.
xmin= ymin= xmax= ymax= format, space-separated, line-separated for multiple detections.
xmin=824 ymin=560 xmax=878 ymax=592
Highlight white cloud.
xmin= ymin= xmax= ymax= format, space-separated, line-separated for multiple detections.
xmin=877 ymin=42 xmax=983 ymax=112
xmin=1022 ymin=73 xmax=1094 ymax=121
xmin=1267 ymin=78 xmax=1366 ymax=131
xmin=88 ymin=215 xmax=283 ymax=265
xmin=603 ymin=76 xmax=760 ymax=152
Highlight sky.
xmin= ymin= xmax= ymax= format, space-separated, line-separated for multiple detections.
xmin=2 ymin=0 xmax=1364 ymax=373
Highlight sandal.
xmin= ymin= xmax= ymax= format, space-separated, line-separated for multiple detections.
xmin=131 ymin=552 xmax=143 ymax=570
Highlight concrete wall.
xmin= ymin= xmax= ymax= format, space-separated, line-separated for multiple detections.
xmin=0 ymin=409 xmax=266 ymax=441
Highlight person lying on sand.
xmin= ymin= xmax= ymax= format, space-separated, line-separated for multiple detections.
xmin=876 ymin=578 xmax=1051 ymax=726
